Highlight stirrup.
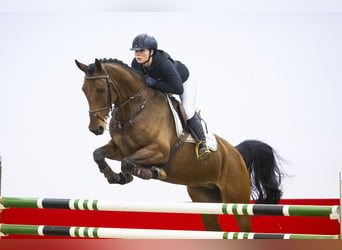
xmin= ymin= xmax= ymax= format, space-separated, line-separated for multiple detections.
xmin=195 ymin=141 xmax=211 ymax=161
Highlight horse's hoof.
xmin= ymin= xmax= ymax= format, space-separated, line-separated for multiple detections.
xmin=151 ymin=166 xmax=167 ymax=180
xmin=118 ymin=173 xmax=134 ymax=185
xmin=107 ymin=175 xmax=120 ymax=184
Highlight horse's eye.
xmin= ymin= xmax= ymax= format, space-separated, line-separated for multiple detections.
xmin=97 ymin=88 xmax=105 ymax=94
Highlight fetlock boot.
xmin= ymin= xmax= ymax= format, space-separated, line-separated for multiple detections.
xmin=187 ymin=113 xmax=211 ymax=160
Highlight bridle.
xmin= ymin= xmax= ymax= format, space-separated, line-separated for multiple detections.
xmin=84 ymin=68 xmax=114 ymax=123
xmin=84 ymin=67 xmax=147 ymax=127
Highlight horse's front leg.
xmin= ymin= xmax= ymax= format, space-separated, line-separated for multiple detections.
xmin=93 ymin=140 xmax=133 ymax=185
xmin=121 ymin=143 xmax=169 ymax=180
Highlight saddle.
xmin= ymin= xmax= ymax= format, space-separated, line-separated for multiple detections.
xmin=168 ymin=95 xmax=188 ymax=131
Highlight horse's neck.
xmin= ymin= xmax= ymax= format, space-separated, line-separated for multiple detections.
xmin=109 ymin=65 xmax=144 ymax=102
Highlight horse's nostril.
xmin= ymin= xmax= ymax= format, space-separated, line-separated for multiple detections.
xmin=97 ymin=126 xmax=104 ymax=135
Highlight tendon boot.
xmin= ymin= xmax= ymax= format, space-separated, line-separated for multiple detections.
xmin=187 ymin=113 xmax=211 ymax=161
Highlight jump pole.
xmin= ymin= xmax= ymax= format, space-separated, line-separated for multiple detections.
xmin=0 ymin=224 xmax=338 ymax=239
xmin=0 ymin=196 xmax=339 ymax=218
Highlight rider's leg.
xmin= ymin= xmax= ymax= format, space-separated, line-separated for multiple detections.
xmin=187 ymin=112 xmax=210 ymax=160
xmin=181 ymin=78 xmax=210 ymax=160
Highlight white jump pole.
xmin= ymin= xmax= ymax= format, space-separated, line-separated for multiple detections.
xmin=0 ymin=196 xmax=339 ymax=218
xmin=0 ymin=224 xmax=338 ymax=239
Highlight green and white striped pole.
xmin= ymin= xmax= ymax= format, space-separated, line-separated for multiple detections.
xmin=0 ymin=196 xmax=339 ymax=218
xmin=0 ymin=224 xmax=338 ymax=239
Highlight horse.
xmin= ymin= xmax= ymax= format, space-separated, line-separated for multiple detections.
xmin=75 ymin=58 xmax=284 ymax=232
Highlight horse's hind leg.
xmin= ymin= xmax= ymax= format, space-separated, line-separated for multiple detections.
xmin=220 ymin=180 xmax=252 ymax=232
xmin=233 ymin=215 xmax=251 ymax=232
xmin=187 ymin=185 xmax=223 ymax=231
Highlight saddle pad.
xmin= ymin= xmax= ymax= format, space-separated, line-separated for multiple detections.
xmin=166 ymin=95 xmax=218 ymax=151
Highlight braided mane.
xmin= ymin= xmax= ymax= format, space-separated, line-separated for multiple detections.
xmin=98 ymin=58 xmax=130 ymax=68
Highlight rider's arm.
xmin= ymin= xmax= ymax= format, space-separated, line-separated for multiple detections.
xmin=151 ymin=59 xmax=184 ymax=95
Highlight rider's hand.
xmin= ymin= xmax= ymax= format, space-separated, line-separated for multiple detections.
xmin=145 ymin=76 xmax=157 ymax=87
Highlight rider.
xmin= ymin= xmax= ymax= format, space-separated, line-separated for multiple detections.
xmin=130 ymin=33 xmax=210 ymax=161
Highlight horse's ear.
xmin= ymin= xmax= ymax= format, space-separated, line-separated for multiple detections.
xmin=95 ymin=59 xmax=102 ymax=71
xmin=75 ymin=59 xmax=88 ymax=73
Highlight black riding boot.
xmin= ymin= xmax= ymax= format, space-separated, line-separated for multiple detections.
xmin=187 ymin=113 xmax=210 ymax=160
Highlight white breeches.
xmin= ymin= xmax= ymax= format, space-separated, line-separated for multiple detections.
xmin=180 ymin=77 xmax=197 ymax=120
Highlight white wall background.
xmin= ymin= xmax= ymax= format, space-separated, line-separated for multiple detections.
xmin=0 ymin=1 xmax=341 ymax=201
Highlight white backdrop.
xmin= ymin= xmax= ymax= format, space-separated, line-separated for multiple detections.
xmin=0 ymin=1 xmax=341 ymax=201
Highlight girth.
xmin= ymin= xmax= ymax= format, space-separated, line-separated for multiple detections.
xmin=160 ymin=133 xmax=187 ymax=169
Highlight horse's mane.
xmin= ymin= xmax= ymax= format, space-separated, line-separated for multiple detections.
xmin=98 ymin=58 xmax=130 ymax=68
xmin=87 ymin=58 xmax=142 ymax=78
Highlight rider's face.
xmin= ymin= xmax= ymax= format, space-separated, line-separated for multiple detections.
xmin=134 ymin=49 xmax=153 ymax=66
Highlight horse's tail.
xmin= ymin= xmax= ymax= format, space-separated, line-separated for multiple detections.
xmin=235 ymin=139 xmax=283 ymax=204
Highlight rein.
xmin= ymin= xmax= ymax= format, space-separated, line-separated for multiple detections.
xmin=111 ymin=87 xmax=147 ymax=129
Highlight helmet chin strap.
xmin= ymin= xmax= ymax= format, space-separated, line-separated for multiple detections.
xmin=139 ymin=50 xmax=153 ymax=65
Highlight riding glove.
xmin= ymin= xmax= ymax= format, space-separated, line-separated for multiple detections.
xmin=145 ymin=76 xmax=157 ymax=87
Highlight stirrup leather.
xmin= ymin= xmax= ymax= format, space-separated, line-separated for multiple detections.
xmin=195 ymin=141 xmax=211 ymax=160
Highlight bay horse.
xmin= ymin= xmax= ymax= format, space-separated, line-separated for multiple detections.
xmin=75 ymin=58 xmax=284 ymax=232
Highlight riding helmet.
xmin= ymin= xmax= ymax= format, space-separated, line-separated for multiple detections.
xmin=130 ymin=34 xmax=158 ymax=51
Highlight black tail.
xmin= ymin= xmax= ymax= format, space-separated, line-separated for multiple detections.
xmin=235 ymin=140 xmax=284 ymax=204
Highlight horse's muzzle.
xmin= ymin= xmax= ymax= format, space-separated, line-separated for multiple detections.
xmin=90 ymin=126 xmax=105 ymax=135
